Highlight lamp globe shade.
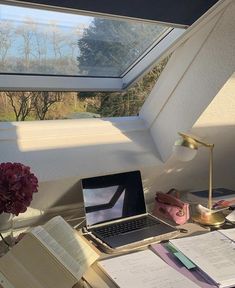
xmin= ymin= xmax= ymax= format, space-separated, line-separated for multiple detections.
xmin=173 ymin=145 xmax=197 ymax=162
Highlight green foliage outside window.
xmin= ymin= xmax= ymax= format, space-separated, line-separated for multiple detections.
xmin=0 ymin=15 xmax=169 ymax=121
xmin=77 ymin=18 xmax=166 ymax=77
xmin=78 ymin=57 xmax=168 ymax=117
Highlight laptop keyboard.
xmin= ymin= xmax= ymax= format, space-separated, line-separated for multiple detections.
xmin=93 ymin=216 xmax=159 ymax=239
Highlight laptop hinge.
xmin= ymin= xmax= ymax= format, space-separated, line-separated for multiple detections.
xmin=88 ymin=213 xmax=149 ymax=229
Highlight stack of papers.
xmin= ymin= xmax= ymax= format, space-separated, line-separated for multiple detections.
xmin=151 ymin=243 xmax=217 ymax=288
xmin=83 ymin=227 xmax=235 ymax=288
xmin=170 ymin=228 xmax=235 ymax=288
xmin=226 ymin=210 xmax=235 ymax=223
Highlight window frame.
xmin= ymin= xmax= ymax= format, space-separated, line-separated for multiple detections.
xmin=0 ymin=1 xmax=185 ymax=91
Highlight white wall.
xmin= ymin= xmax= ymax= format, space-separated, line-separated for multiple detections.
xmin=146 ymin=74 xmax=235 ymax=194
xmin=0 ymin=117 xmax=162 ymax=211
xmin=141 ymin=1 xmax=235 ymax=161
xmin=140 ymin=1 xmax=235 ymax=193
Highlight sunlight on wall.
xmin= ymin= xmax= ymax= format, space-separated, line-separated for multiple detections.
xmin=12 ymin=117 xmax=143 ymax=151
xmin=17 ymin=133 xmax=132 ymax=152
xmin=194 ymin=73 xmax=235 ymax=127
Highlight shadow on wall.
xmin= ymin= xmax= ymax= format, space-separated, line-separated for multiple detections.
xmin=0 ymin=118 xmax=161 ymax=212
xmin=1 ymin=120 xmax=235 ymax=218
xmin=148 ymin=125 xmax=235 ymax=200
xmin=22 ymin=132 xmax=160 ymax=210
xmin=0 ymin=122 xmax=82 ymax=212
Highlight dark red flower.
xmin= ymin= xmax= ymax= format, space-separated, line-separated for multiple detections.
xmin=0 ymin=162 xmax=38 ymax=216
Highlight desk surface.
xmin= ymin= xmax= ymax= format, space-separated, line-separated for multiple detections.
xmin=81 ymin=221 xmax=212 ymax=288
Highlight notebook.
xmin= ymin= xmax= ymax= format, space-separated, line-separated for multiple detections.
xmin=81 ymin=170 xmax=179 ymax=250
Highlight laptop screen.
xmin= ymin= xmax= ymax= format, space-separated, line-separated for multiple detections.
xmin=81 ymin=171 xmax=146 ymax=227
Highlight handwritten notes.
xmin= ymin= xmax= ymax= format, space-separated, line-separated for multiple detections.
xmin=170 ymin=229 xmax=235 ymax=288
xmin=98 ymin=249 xmax=199 ymax=288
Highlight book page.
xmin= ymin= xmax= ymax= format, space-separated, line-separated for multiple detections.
xmin=30 ymin=216 xmax=100 ymax=279
xmin=170 ymin=231 xmax=235 ymax=288
xmin=30 ymin=226 xmax=81 ymax=279
xmin=0 ymin=235 xmax=76 ymax=288
xmin=98 ymin=249 xmax=199 ymax=288
xmin=43 ymin=216 xmax=100 ymax=270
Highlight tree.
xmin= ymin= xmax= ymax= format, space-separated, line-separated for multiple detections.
xmin=78 ymin=18 xmax=165 ymax=76
xmin=1 ymin=91 xmax=74 ymax=121
xmin=77 ymin=18 xmax=169 ymax=117
xmin=32 ymin=91 xmax=64 ymax=120
xmin=0 ymin=20 xmax=14 ymax=68
xmin=32 ymin=24 xmax=48 ymax=65
xmin=78 ymin=57 xmax=169 ymax=117
xmin=49 ymin=21 xmax=66 ymax=60
xmin=5 ymin=92 xmax=34 ymax=121
xmin=16 ymin=17 xmax=36 ymax=69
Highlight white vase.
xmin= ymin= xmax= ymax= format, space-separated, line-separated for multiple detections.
xmin=0 ymin=212 xmax=14 ymax=253
xmin=0 ymin=212 xmax=12 ymax=230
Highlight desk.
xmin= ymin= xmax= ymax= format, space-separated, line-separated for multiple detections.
xmin=80 ymin=200 xmax=235 ymax=288
xmin=0 ymin=205 xmax=233 ymax=288
xmin=80 ymin=222 xmax=211 ymax=288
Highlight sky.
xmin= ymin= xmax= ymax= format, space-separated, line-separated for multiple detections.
xmin=0 ymin=4 xmax=92 ymax=28
xmin=0 ymin=4 xmax=94 ymax=59
xmin=0 ymin=3 xmax=165 ymax=74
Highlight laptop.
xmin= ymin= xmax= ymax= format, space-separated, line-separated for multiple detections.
xmin=81 ymin=171 xmax=179 ymax=250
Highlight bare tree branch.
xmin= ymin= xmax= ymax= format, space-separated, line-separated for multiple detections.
xmin=32 ymin=91 xmax=63 ymax=120
xmin=5 ymin=92 xmax=34 ymax=121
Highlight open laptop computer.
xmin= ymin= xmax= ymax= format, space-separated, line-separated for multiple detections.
xmin=81 ymin=170 xmax=179 ymax=250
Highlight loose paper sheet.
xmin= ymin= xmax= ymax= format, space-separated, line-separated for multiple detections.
xmin=98 ymin=249 xmax=199 ymax=288
xmin=170 ymin=230 xmax=235 ymax=288
xmin=219 ymin=227 xmax=235 ymax=241
xmin=226 ymin=210 xmax=235 ymax=223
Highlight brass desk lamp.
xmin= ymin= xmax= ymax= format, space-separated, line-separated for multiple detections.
xmin=174 ymin=132 xmax=225 ymax=227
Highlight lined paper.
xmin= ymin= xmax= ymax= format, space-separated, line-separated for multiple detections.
xmin=170 ymin=230 xmax=235 ymax=288
xmin=98 ymin=249 xmax=199 ymax=288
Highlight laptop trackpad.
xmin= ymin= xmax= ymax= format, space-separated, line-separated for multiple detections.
xmin=103 ymin=225 xmax=176 ymax=248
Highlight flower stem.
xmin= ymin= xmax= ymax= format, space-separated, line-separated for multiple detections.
xmin=0 ymin=232 xmax=10 ymax=248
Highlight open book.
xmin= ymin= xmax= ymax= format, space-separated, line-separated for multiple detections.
xmin=170 ymin=228 xmax=235 ymax=288
xmin=0 ymin=216 xmax=100 ymax=288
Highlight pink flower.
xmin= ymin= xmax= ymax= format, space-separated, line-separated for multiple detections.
xmin=0 ymin=162 xmax=38 ymax=216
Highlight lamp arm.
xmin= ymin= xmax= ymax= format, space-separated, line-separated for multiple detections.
xmin=178 ymin=132 xmax=214 ymax=148
xmin=195 ymin=139 xmax=214 ymax=148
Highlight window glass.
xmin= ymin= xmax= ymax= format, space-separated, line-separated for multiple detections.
xmin=0 ymin=57 xmax=169 ymax=121
xmin=0 ymin=4 xmax=170 ymax=77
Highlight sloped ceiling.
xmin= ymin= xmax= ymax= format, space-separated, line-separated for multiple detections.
xmin=14 ymin=0 xmax=219 ymax=26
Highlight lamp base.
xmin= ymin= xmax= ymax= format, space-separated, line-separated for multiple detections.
xmin=192 ymin=211 xmax=225 ymax=227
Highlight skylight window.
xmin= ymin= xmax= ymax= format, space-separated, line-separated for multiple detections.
xmin=0 ymin=3 xmax=185 ymax=90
